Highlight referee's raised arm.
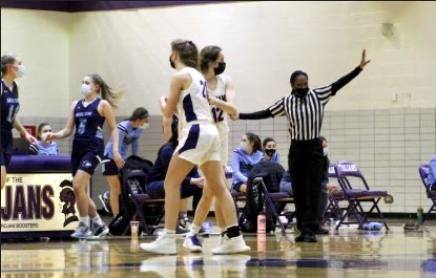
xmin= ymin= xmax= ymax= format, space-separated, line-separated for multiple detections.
xmin=314 ymin=49 xmax=371 ymax=106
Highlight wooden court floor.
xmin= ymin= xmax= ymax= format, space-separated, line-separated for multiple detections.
xmin=1 ymin=224 xmax=435 ymax=278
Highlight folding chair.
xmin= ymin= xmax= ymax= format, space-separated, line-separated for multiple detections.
xmin=252 ymin=177 xmax=295 ymax=235
xmin=334 ymin=161 xmax=389 ymax=231
xmin=324 ymin=165 xmax=345 ymax=222
xmin=226 ymin=165 xmax=247 ymax=221
xmin=124 ymin=171 xmax=165 ymax=236
xmin=419 ymin=164 xmax=436 ymax=220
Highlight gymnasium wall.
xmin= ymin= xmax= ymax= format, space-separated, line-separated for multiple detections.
xmin=2 ymin=1 xmax=436 ymax=213
xmin=1 ymin=9 xmax=70 ymax=117
xmin=68 ymin=1 xmax=436 ymax=116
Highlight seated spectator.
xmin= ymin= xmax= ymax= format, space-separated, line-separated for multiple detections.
xmin=146 ymin=121 xmax=204 ymax=233
xmin=262 ymin=137 xmax=281 ymax=164
xmin=428 ymin=155 xmax=436 ymax=192
xmin=28 ymin=123 xmax=59 ymax=156
xmin=102 ymin=107 xmax=149 ymax=217
xmin=232 ymin=132 xmax=264 ymax=193
xmin=280 ymin=136 xmax=340 ymax=235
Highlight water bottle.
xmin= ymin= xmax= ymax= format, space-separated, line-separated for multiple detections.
xmin=257 ymin=213 xmax=266 ymax=234
xmin=417 ymin=207 xmax=424 ymax=226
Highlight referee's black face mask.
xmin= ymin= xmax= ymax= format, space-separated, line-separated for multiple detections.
xmin=293 ymin=88 xmax=310 ymax=98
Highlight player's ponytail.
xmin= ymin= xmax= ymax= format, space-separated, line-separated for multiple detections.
xmin=87 ymin=74 xmax=123 ymax=109
xmin=171 ymin=40 xmax=199 ymax=69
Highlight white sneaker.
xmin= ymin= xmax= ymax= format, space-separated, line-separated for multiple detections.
xmin=71 ymin=222 xmax=92 ymax=239
xmin=140 ymin=234 xmax=177 ymax=255
xmin=212 ymin=235 xmax=251 ymax=255
xmin=183 ymin=235 xmax=203 ymax=253
xmin=88 ymin=222 xmax=110 ymax=240
xmin=217 ymin=234 xmax=225 ymax=247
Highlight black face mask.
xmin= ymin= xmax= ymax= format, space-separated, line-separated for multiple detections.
xmin=265 ymin=149 xmax=276 ymax=157
xmin=214 ymin=62 xmax=226 ymax=76
xmin=169 ymin=55 xmax=176 ymax=69
xmin=293 ymin=88 xmax=310 ymax=98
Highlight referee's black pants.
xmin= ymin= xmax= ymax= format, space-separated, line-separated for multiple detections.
xmin=288 ymin=138 xmax=324 ymax=235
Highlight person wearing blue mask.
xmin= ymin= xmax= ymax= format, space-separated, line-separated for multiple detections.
xmin=232 ymin=133 xmax=264 ymax=193
xmin=428 ymin=155 xmax=436 ymax=191
xmin=28 ymin=123 xmax=59 ymax=156
xmin=102 ymin=107 xmax=149 ymax=216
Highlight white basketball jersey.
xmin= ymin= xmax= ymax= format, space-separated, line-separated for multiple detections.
xmin=177 ymin=67 xmax=213 ymax=130
xmin=208 ymin=75 xmax=229 ymax=137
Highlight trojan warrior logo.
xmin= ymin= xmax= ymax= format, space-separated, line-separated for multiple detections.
xmin=59 ymin=180 xmax=79 ymax=228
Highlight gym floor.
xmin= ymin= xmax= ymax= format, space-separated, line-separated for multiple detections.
xmin=1 ymin=222 xmax=435 ymax=278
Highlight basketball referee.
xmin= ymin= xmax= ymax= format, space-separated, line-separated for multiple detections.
xmin=235 ymin=50 xmax=371 ymax=242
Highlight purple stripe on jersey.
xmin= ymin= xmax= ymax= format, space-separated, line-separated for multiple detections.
xmin=183 ymin=94 xmax=198 ymax=123
xmin=178 ymin=125 xmax=200 ymax=155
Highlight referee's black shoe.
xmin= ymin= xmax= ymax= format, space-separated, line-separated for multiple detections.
xmin=295 ymin=233 xmax=318 ymax=243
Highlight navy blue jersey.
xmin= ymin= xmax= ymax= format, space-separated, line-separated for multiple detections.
xmin=73 ymin=98 xmax=105 ymax=142
xmin=1 ymin=80 xmax=20 ymax=132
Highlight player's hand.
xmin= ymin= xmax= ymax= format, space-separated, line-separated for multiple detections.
xmin=114 ymin=152 xmax=125 ymax=169
xmin=192 ymin=178 xmax=205 ymax=189
xmin=230 ymin=112 xmax=240 ymax=121
xmin=25 ymin=133 xmax=38 ymax=145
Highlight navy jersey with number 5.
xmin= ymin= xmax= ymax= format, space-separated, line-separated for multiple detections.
xmin=74 ymin=98 xmax=105 ymax=143
xmin=1 ymin=80 xmax=20 ymax=132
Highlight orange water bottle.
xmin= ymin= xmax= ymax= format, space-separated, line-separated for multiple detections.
xmin=257 ymin=213 xmax=266 ymax=234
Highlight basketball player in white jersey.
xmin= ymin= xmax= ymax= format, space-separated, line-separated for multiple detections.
xmin=140 ymin=40 xmax=250 ymax=255
xmin=183 ymin=46 xmax=239 ymax=252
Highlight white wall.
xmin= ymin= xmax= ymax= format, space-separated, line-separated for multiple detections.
xmin=1 ymin=9 xmax=70 ymax=117
xmin=68 ymin=1 xmax=436 ymax=117
xmin=2 ymin=2 xmax=435 ymax=117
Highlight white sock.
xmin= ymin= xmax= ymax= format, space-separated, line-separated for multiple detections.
xmin=80 ymin=217 xmax=90 ymax=227
xmin=164 ymin=229 xmax=176 ymax=238
xmin=219 ymin=227 xmax=227 ymax=234
xmin=91 ymin=215 xmax=103 ymax=226
xmin=188 ymin=225 xmax=201 ymax=237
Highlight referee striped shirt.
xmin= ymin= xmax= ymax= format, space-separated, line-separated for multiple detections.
xmin=268 ymin=86 xmax=335 ymax=141
xmin=240 ymin=66 xmax=362 ymax=142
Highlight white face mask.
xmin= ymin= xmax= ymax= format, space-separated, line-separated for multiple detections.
xmin=41 ymin=133 xmax=49 ymax=143
xmin=240 ymin=142 xmax=249 ymax=152
xmin=139 ymin=123 xmax=150 ymax=130
xmin=323 ymin=147 xmax=330 ymax=157
xmin=15 ymin=65 xmax=26 ymax=78
xmin=81 ymin=84 xmax=92 ymax=97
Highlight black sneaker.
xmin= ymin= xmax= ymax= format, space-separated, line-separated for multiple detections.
xmin=295 ymin=234 xmax=305 ymax=242
xmin=316 ymin=228 xmax=330 ymax=235
xmin=303 ymin=234 xmax=318 ymax=243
